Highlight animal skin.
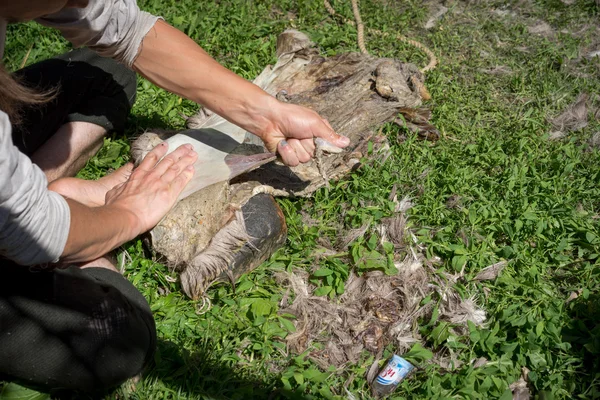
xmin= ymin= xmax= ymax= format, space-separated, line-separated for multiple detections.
xmin=131 ymin=30 xmax=438 ymax=299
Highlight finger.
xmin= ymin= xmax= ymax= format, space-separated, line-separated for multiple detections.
xmin=277 ymin=139 xmax=299 ymax=167
xmin=300 ymin=138 xmax=315 ymax=157
xmin=170 ymin=165 xmax=195 ymax=194
xmin=316 ymin=119 xmax=351 ymax=148
xmin=161 ymin=151 xmax=198 ymax=182
xmin=288 ymin=139 xmax=312 ymax=164
xmin=104 ymin=181 xmax=126 ymax=203
xmin=151 ymin=144 xmax=195 ymax=178
xmin=136 ymin=141 xmax=168 ymax=173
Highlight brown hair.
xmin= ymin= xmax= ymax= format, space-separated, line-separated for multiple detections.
xmin=0 ymin=63 xmax=56 ymax=126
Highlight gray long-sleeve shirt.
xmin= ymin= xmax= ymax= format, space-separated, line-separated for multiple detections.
xmin=0 ymin=0 xmax=159 ymax=265
xmin=0 ymin=112 xmax=70 ymax=265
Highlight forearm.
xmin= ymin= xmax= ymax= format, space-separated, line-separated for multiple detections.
xmin=60 ymin=199 xmax=138 ymax=263
xmin=133 ymin=20 xmax=277 ymax=139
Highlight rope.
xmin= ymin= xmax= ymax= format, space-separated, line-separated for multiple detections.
xmin=350 ymin=0 xmax=368 ymax=54
xmin=323 ymin=0 xmax=438 ymax=74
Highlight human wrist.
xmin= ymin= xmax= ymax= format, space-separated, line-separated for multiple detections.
xmin=60 ymin=199 xmax=142 ymax=263
xmin=99 ymin=203 xmax=143 ymax=242
xmin=243 ymin=93 xmax=282 ymax=140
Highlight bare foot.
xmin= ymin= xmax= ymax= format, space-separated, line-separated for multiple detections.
xmin=48 ymin=164 xmax=134 ymax=207
xmin=51 ymin=252 xmax=119 ymax=272
xmin=77 ymin=253 xmax=119 ymax=272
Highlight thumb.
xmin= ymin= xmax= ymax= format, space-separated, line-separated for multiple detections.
xmin=318 ymin=119 xmax=350 ymax=148
xmin=104 ymin=181 xmax=126 ymax=203
xmin=263 ymin=137 xmax=279 ymax=154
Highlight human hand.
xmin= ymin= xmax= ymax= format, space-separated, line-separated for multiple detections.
xmin=104 ymin=142 xmax=197 ymax=236
xmin=260 ymin=102 xmax=350 ymax=167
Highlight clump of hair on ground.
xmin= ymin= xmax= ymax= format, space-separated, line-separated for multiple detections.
xmin=274 ymin=196 xmax=488 ymax=372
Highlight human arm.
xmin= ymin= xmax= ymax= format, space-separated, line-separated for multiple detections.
xmin=37 ymin=1 xmax=350 ymax=166
xmin=0 ymin=110 xmax=196 ymax=266
xmin=132 ymin=20 xmax=349 ymax=166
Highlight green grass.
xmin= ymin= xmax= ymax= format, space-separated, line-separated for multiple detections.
xmin=3 ymin=0 xmax=600 ymax=398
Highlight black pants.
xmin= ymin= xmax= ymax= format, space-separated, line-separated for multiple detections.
xmin=0 ymin=265 xmax=156 ymax=395
xmin=0 ymin=49 xmax=155 ymax=395
xmin=12 ymin=47 xmax=137 ymax=155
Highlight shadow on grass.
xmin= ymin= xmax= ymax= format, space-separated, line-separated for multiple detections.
xmin=562 ymin=292 xmax=600 ymax=397
xmin=139 ymin=340 xmax=307 ymax=400
xmin=125 ymin=113 xmax=175 ymax=137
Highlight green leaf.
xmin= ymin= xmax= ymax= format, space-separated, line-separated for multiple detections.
xmin=420 ymin=295 xmax=432 ymax=306
xmin=314 ymin=286 xmax=332 ymax=296
xmin=313 ymin=268 xmax=334 ymax=277
xmin=367 ymin=234 xmax=378 ymax=250
xmin=0 ymin=384 xmax=50 ymax=400
xmin=294 ymin=372 xmax=304 ymax=385
xmin=250 ymin=299 xmax=272 ymax=317
xmin=582 ymin=288 xmax=590 ymax=299
xmin=498 ymin=389 xmax=513 ymax=400
xmin=535 ymin=320 xmax=545 ymax=337
xmin=335 ymin=280 xmax=345 ymax=294
xmin=451 ymin=255 xmax=467 ymax=271
xmin=448 ymin=244 xmax=467 ymax=254
xmin=172 ymin=15 xmax=186 ymax=25
xmin=356 ymin=249 xmax=387 ymax=271
xmin=469 ymin=206 xmax=479 ymax=225
xmin=468 ymin=320 xmax=481 ymax=343
xmin=382 ymin=241 xmax=394 ymax=253
xmin=538 ymin=390 xmax=555 ymax=400
xmin=319 ymin=385 xmax=335 ymax=399
xmin=426 ymin=306 xmax=439 ymax=327
xmin=515 ymin=219 xmax=523 ymax=232
xmin=93 ymin=140 xmax=126 ymax=168
xmin=586 ymin=231 xmax=597 ymax=244
xmin=528 ymin=351 xmax=547 ymax=369
xmin=235 ymin=279 xmax=253 ymax=292
xmin=278 ymin=316 xmax=297 ymax=333
xmin=556 ymin=238 xmax=568 ymax=252
xmin=281 ymin=376 xmax=292 ymax=391
xmin=500 ymin=342 xmax=518 ymax=354
xmin=303 ymin=367 xmax=328 ymax=383
xmin=325 ymin=274 xmax=333 ymax=285
xmin=431 ymin=321 xmax=452 ymax=346
xmin=403 ymin=342 xmax=433 ymax=363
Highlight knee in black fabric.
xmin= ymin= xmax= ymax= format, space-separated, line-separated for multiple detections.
xmin=49 ymin=288 xmax=156 ymax=394
xmin=63 ymin=48 xmax=138 ymax=107
xmin=71 ymin=267 xmax=157 ymax=392
xmin=0 ymin=265 xmax=156 ymax=394
xmin=12 ymin=48 xmax=138 ymax=154
xmin=56 ymin=48 xmax=137 ymax=132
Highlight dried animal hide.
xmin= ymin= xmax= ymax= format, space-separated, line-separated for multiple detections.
xmin=132 ymin=30 xmax=438 ymax=299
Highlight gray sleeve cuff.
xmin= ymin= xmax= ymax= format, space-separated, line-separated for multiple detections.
xmin=43 ymin=191 xmax=71 ymax=264
xmin=96 ymin=11 xmax=163 ymax=67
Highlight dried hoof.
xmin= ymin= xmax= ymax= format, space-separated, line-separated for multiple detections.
xmin=180 ymin=194 xmax=287 ymax=299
